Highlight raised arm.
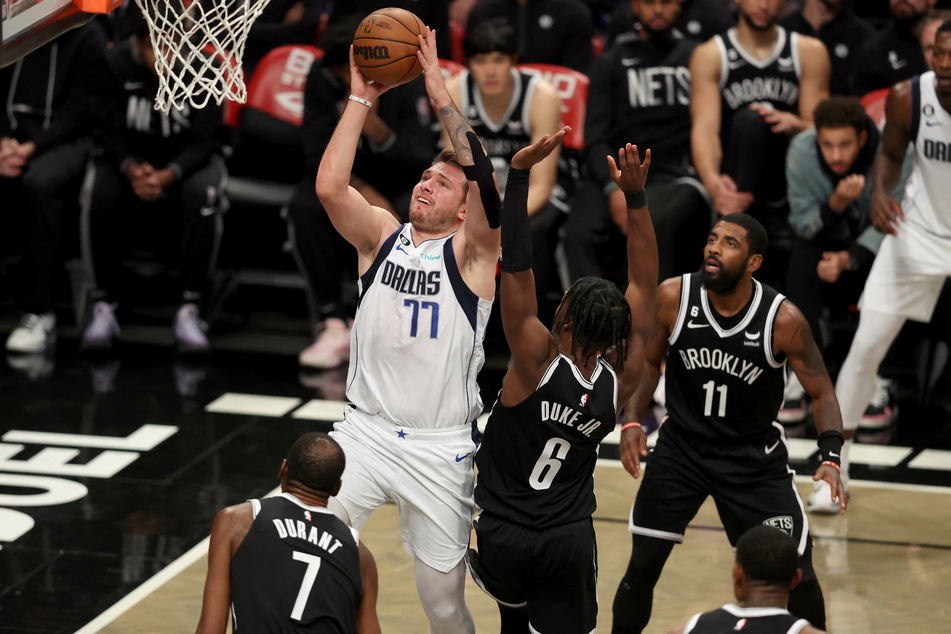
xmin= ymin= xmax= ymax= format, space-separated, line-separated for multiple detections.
xmin=871 ymin=80 xmax=914 ymax=236
xmin=418 ymin=27 xmax=501 ymax=298
xmin=497 ymin=127 xmax=570 ymax=407
xmin=355 ymin=540 xmax=382 ymax=634
xmin=195 ymin=503 xmax=252 ymax=634
xmin=773 ymin=301 xmax=847 ymax=514
xmin=618 ymin=278 xmax=679 ymax=479
xmin=314 ymin=47 xmax=400 ymax=270
xmin=614 ymin=144 xmax=658 ymax=398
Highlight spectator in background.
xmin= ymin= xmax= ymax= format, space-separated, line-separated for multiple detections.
xmin=606 ymin=0 xmax=734 ymax=48
xmin=80 ymin=8 xmax=226 ymax=353
xmin=2 ymin=21 xmax=112 ymax=354
xmin=465 ymin=0 xmax=595 ymax=73
xmin=289 ymin=16 xmax=437 ymax=369
xmin=781 ymin=0 xmax=878 ymax=95
xmin=689 ymin=0 xmax=829 ymax=287
xmin=851 ymin=0 xmax=936 ymax=97
xmin=667 ymin=525 xmax=828 ymax=634
xmin=445 ymin=19 xmax=564 ymax=319
xmin=780 ymin=96 xmax=909 ymax=430
xmin=565 ymin=0 xmax=710 ymax=284
xmin=243 ymin=0 xmax=330 ymax=79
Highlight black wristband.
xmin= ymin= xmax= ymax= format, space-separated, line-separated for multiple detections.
xmin=625 ymin=189 xmax=647 ymax=209
xmin=817 ymin=430 xmax=844 ymax=466
xmin=462 ymin=131 xmax=502 ymax=228
xmin=500 ymin=165 xmax=532 ymax=273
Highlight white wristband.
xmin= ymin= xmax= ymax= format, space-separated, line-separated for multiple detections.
xmin=349 ymin=95 xmax=372 ymax=108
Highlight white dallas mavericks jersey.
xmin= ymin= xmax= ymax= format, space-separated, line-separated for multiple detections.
xmin=905 ymin=71 xmax=951 ymax=238
xmin=346 ymin=224 xmax=493 ymax=429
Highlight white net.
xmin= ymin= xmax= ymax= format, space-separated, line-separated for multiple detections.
xmin=132 ymin=0 xmax=270 ymax=113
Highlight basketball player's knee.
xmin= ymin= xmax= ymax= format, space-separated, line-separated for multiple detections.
xmin=622 ymin=536 xmax=672 ymax=587
xmin=416 ymin=559 xmax=472 ymax=633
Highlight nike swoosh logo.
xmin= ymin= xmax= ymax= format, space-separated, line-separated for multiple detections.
xmin=745 ymin=331 xmax=761 ymax=340
xmin=829 ymin=452 xmax=839 ymax=457
xmin=765 ymin=441 xmax=780 ymax=454
xmin=455 ymin=453 xmax=471 ymax=462
xmin=621 ymin=57 xmax=641 ymax=67
xmin=926 ymin=120 xmax=944 ymax=126
xmin=728 ymin=60 xmax=746 ymax=70
xmin=396 ymin=244 xmax=410 ymax=255
xmin=686 ymin=320 xmax=709 ymax=329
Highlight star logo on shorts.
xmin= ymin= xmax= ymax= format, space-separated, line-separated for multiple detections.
xmin=397 ymin=429 xmax=408 ymax=439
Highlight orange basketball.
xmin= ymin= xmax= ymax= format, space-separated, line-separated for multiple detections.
xmin=353 ymin=8 xmax=426 ymax=86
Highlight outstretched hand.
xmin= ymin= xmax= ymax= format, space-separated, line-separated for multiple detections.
xmin=417 ymin=26 xmax=450 ymax=106
xmin=607 ymin=143 xmax=651 ymax=193
xmin=511 ymin=126 xmax=570 ymax=170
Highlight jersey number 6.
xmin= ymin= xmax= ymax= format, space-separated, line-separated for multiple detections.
xmin=529 ymin=437 xmax=570 ymax=490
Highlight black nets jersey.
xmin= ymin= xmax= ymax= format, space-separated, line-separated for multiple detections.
xmin=475 ymin=355 xmax=618 ymax=528
xmin=665 ymin=273 xmax=787 ymax=438
xmin=585 ymin=30 xmax=699 ymax=186
xmin=683 ymin=604 xmax=811 ymax=633
xmin=714 ymin=26 xmax=802 ymax=144
xmin=230 ymin=493 xmax=362 ymax=633
xmin=459 ymin=68 xmax=538 ymax=164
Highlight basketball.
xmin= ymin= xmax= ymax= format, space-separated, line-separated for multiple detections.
xmin=353 ymin=8 xmax=426 ymax=86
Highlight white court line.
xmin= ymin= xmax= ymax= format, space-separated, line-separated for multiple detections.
xmin=74 ymin=485 xmax=282 ymax=634
xmin=205 ymin=393 xmax=301 ymax=417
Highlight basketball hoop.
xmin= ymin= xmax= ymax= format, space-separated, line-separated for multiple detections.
xmin=132 ymin=0 xmax=269 ymax=113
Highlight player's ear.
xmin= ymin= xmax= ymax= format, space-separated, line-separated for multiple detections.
xmin=279 ymin=459 xmax=288 ymax=480
xmin=331 ymin=479 xmax=342 ymax=497
xmin=746 ymin=253 xmax=763 ymax=274
xmin=732 ymin=562 xmax=746 ymax=598
xmin=789 ymin=568 xmax=803 ymax=591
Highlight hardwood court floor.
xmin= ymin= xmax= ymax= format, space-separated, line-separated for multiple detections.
xmin=94 ymin=464 xmax=951 ymax=633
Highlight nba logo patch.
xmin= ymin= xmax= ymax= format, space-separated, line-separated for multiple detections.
xmin=579 ymin=394 xmax=588 ymax=407
xmin=304 ymin=511 xmax=312 ymax=521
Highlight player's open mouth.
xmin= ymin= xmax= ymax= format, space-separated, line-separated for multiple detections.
xmin=704 ymin=257 xmax=721 ymax=272
xmin=416 ymin=196 xmax=432 ymax=206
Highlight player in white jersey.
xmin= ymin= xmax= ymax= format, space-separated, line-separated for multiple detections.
xmin=810 ymin=23 xmax=951 ymax=514
xmin=314 ymin=29 xmax=500 ymax=634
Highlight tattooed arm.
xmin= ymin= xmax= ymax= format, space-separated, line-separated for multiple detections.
xmin=774 ymin=300 xmax=847 ymax=512
xmin=195 ymin=502 xmax=254 ymax=634
xmin=417 ymin=25 xmax=501 ymax=299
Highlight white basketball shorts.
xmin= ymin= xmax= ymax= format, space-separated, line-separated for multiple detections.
xmin=330 ymin=407 xmax=477 ymax=573
xmin=859 ymin=220 xmax=951 ymax=322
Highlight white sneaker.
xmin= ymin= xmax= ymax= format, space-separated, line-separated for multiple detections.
xmin=807 ymin=479 xmax=848 ymax=515
xmin=5 ymin=313 xmax=56 ymax=353
xmin=81 ymin=302 xmax=120 ymax=350
xmin=173 ymin=303 xmax=210 ymax=352
xmin=860 ymin=376 xmax=897 ymax=429
xmin=299 ymin=318 xmax=351 ymax=369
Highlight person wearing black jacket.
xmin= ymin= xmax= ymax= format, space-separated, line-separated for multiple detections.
xmin=288 ymin=16 xmax=437 ymax=369
xmin=851 ymin=0 xmax=936 ymax=97
xmin=781 ymin=0 xmax=878 ymax=96
xmin=2 ymin=20 xmax=112 ymax=355
xmin=79 ymin=8 xmax=226 ymax=353
xmin=563 ymin=0 xmax=710 ymax=284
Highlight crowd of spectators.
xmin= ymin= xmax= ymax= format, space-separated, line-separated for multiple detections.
xmin=2 ymin=0 xmax=946 ymax=419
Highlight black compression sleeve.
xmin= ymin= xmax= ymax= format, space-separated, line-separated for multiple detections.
xmin=461 ymin=131 xmax=502 ymax=229
xmin=500 ymin=167 xmax=532 ymax=273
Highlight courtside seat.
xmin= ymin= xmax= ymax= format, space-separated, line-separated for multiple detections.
xmin=210 ymin=44 xmax=323 ymax=327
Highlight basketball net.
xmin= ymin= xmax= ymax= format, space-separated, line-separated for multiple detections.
xmin=132 ymin=0 xmax=270 ymax=113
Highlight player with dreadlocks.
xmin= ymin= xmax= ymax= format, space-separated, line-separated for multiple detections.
xmin=468 ymin=129 xmax=658 ymax=634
